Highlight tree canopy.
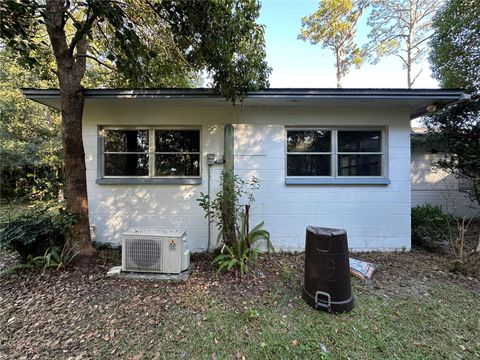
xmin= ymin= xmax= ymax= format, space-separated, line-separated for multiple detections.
xmin=429 ymin=0 xmax=480 ymax=91
xmin=0 ymin=48 xmax=63 ymax=202
xmin=0 ymin=0 xmax=270 ymax=98
xmin=299 ymin=0 xmax=370 ymax=88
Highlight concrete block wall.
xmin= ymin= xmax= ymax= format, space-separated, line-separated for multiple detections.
xmin=83 ymin=102 xmax=412 ymax=251
xmin=232 ymin=106 xmax=411 ymax=251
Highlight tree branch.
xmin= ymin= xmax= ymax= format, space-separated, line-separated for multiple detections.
xmin=75 ymin=54 xmax=117 ymax=72
xmin=69 ymin=6 xmax=97 ymax=53
xmin=394 ymin=53 xmax=409 ymax=67
xmin=411 ymin=68 xmax=423 ymax=87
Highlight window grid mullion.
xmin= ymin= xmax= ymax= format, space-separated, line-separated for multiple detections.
xmin=149 ymin=129 xmax=155 ymax=178
xmin=333 ymin=129 xmax=338 ymax=177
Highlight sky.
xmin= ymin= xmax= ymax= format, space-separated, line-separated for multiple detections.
xmin=258 ymin=0 xmax=439 ymax=89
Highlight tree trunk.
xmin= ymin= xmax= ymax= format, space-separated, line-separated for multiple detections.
xmin=335 ymin=47 xmax=342 ymax=88
xmin=336 ymin=67 xmax=342 ymax=89
xmin=60 ymin=85 xmax=96 ymax=262
xmin=45 ymin=0 xmax=96 ymax=263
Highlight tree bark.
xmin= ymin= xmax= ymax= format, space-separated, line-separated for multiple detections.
xmin=45 ymin=0 xmax=96 ymax=263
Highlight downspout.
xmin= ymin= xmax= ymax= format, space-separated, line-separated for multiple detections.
xmin=206 ymin=124 xmax=234 ymax=251
xmin=224 ymin=124 xmax=234 ymax=172
xmin=207 ymin=158 xmax=213 ymax=251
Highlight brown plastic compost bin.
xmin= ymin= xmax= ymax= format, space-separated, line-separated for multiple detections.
xmin=303 ymin=226 xmax=354 ymax=313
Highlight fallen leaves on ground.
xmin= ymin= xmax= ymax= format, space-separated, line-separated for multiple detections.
xmin=0 ymin=249 xmax=478 ymax=359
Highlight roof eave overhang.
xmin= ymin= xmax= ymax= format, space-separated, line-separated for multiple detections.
xmin=22 ymin=88 xmax=467 ymax=119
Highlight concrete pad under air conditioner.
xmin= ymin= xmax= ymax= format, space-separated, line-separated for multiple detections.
xmin=106 ymin=265 xmax=190 ymax=281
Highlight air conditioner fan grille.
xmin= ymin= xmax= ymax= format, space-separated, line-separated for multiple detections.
xmin=125 ymin=237 xmax=162 ymax=272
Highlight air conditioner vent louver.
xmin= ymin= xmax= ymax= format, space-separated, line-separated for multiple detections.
xmin=126 ymin=237 xmax=162 ymax=272
xmin=122 ymin=229 xmax=190 ymax=274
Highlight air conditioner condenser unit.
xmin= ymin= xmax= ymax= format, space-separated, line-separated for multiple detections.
xmin=122 ymin=229 xmax=190 ymax=274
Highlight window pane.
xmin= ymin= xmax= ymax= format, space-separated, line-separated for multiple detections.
xmin=104 ymin=154 xmax=149 ymax=176
xmin=104 ymin=130 xmax=149 ymax=152
xmin=287 ymin=155 xmax=331 ymax=176
xmin=287 ymin=130 xmax=331 ymax=152
xmin=155 ymin=154 xmax=200 ymax=176
xmin=338 ymin=155 xmax=381 ymax=176
xmin=338 ymin=131 xmax=381 ymax=152
xmin=155 ymin=130 xmax=200 ymax=152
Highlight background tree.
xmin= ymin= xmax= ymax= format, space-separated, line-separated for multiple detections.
xmin=299 ymin=0 xmax=370 ymax=88
xmin=424 ymin=0 xmax=480 ymax=249
xmin=367 ymin=0 xmax=442 ymax=88
xmin=0 ymin=0 xmax=270 ymax=263
xmin=0 ymin=48 xmax=63 ymax=202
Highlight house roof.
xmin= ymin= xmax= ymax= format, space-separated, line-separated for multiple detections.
xmin=22 ymin=88 xmax=467 ymax=119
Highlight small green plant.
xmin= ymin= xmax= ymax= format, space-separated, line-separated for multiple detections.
xmin=198 ymin=170 xmax=260 ymax=247
xmin=411 ymin=204 xmax=453 ymax=252
xmin=279 ymin=263 xmax=296 ymax=285
xmin=4 ymin=244 xmax=77 ymax=274
xmin=0 ymin=202 xmax=75 ymax=261
xmin=198 ymin=170 xmax=273 ymax=276
xmin=212 ymin=216 xmax=273 ymax=277
xmin=243 ymin=307 xmax=260 ymax=320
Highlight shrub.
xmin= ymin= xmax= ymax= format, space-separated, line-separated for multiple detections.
xmin=213 ymin=217 xmax=273 ymax=277
xmin=411 ymin=204 xmax=452 ymax=252
xmin=198 ymin=170 xmax=259 ymax=247
xmin=0 ymin=203 xmax=75 ymax=261
xmin=198 ymin=170 xmax=273 ymax=276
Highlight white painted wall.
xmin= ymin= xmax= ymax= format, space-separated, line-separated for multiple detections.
xmin=83 ymin=102 xmax=412 ymax=252
xmin=411 ymin=146 xmax=479 ymax=218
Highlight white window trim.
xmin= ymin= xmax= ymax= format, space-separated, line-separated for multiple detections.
xmin=96 ymin=125 xmax=202 ymax=185
xmin=285 ymin=126 xmax=390 ymax=185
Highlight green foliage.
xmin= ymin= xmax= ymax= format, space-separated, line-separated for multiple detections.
xmin=430 ymin=0 xmax=480 ymax=90
xmin=411 ymin=205 xmax=452 ymax=251
xmin=5 ymin=245 xmax=78 ymax=274
xmin=157 ymin=0 xmax=271 ymax=100
xmin=198 ymin=170 xmax=260 ymax=246
xmin=213 ymin=218 xmax=272 ymax=277
xmin=0 ymin=0 xmax=270 ymax=101
xmin=198 ymin=170 xmax=272 ymax=276
xmin=0 ymin=48 xmax=63 ymax=202
xmin=299 ymin=0 xmax=369 ymax=87
xmin=425 ymin=0 xmax=480 ymax=204
xmin=0 ymin=203 xmax=75 ymax=261
xmin=367 ymin=0 xmax=441 ymax=87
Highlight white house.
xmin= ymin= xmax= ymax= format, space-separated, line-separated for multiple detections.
xmin=24 ymin=88 xmax=465 ymax=252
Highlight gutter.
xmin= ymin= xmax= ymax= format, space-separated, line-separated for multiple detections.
xmin=22 ymin=87 xmax=465 ymax=100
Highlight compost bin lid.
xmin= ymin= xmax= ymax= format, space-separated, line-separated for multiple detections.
xmin=307 ymin=226 xmax=346 ymax=237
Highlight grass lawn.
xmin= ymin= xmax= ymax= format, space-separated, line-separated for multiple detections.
xmin=1 ymin=250 xmax=479 ymax=359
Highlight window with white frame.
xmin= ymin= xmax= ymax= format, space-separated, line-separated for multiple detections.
xmin=101 ymin=128 xmax=200 ymax=177
xmin=286 ymin=129 xmax=384 ymax=177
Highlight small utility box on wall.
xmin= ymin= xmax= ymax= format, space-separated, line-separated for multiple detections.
xmin=122 ymin=229 xmax=190 ymax=274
